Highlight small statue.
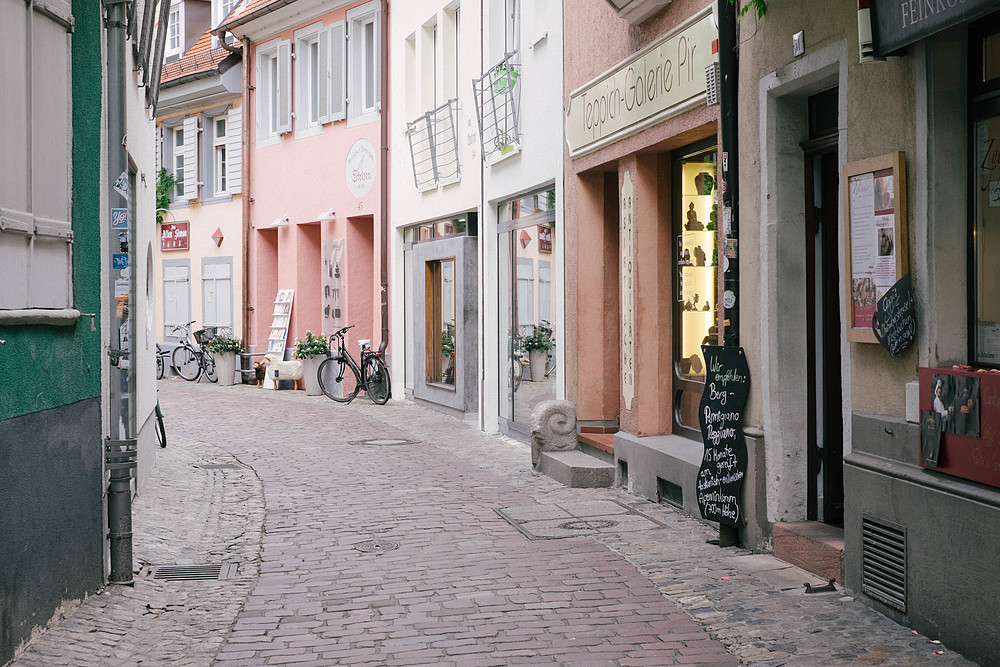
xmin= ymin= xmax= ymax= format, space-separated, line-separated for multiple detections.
xmin=693 ymin=245 xmax=706 ymax=267
xmin=685 ymin=203 xmax=704 ymax=231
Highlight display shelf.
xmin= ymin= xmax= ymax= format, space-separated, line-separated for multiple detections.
xmin=266 ymin=289 xmax=294 ymax=354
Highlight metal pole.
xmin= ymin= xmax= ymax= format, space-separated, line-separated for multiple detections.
xmin=378 ymin=0 xmax=390 ymax=356
xmin=105 ymin=0 xmax=135 ymax=585
xmin=718 ymin=0 xmax=741 ymax=549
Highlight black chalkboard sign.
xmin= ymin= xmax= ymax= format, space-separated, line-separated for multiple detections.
xmin=697 ymin=345 xmax=750 ymax=527
xmin=872 ymin=273 xmax=916 ymax=357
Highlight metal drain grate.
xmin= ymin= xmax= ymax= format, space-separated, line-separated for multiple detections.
xmin=862 ymin=516 xmax=907 ymax=612
xmin=196 ymin=463 xmax=244 ymax=470
xmin=355 ymin=539 xmax=399 ymax=555
xmin=558 ymin=519 xmax=619 ymax=531
xmin=350 ymin=439 xmax=420 ymax=446
xmin=147 ymin=563 xmax=239 ymax=581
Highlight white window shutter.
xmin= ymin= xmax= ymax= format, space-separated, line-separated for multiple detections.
xmin=155 ymin=125 xmax=163 ymax=174
xmin=226 ymin=106 xmax=242 ymax=194
xmin=329 ymin=22 xmax=346 ymax=121
xmin=181 ymin=116 xmax=198 ymax=200
xmin=277 ymin=39 xmax=292 ymax=134
xmin=318 ymin=28 xmax=331 ymax=124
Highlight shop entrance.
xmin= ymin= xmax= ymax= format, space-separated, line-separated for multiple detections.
xmin=802 ymin=88 xmax=843 ymax=525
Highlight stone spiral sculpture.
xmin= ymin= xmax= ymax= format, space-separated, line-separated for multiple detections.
xmin=530 ymin=400 xmax=577 ymax=468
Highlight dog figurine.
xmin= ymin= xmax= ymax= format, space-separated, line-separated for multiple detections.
xmin=254 ymin=358 xmax=270 ymax=387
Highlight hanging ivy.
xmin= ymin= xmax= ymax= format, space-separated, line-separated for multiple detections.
xmin=155 ymin=168 xmax=176 ymax=224
xmin=730 ymin=0 xmax=766 ymax=19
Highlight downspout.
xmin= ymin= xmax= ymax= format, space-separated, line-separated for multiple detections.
xmin=378 ymin=0 xmax=390 ymax=356
xmin=214 ymin=25 xmax=250 ymax=351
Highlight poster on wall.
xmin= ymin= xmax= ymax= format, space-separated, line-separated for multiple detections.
xmin=322 ymin=239 xmax=346 ymax=334
xmin=843 ymin=152 xmax=907 ymax=343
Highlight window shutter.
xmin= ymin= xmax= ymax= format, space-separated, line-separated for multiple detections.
xmin=226 ymin=106 xmax=242 ymax=194
xmin=374 ymin=10 xmax=382 ymax=110
xmin=277 ymin=39 xmax=292 ymax=134
xmin=155 ymin=125 xmax=163 ymax=174
xmin=329 ymin=22 xmax=346 ymax=121
xmin=181 ymin=116 xmax=198 ymax=200
xmin=317 ymin=28 xmax=331 ymax=124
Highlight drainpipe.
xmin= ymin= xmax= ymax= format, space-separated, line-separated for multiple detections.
xmin=104 ymin=0 xmax=135 ymax=585
xmin=378 ymin=0 xmax=390 ymax=356
xmin=718 ymin=0 xmax=740 ymax=548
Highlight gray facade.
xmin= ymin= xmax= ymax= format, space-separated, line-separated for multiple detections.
xmin=0 ymin=399 xmax=104 ymax=661
xmin=410 ymin=235 xmax=479 ymax=415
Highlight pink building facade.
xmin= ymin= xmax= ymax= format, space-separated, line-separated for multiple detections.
xmin=220 ymin=0 xmax=386 ymax=360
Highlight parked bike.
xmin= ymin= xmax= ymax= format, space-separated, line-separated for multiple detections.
xmin=169 ymin=321 xmax=218 ymax=383
xmin=317 ymin=325 xmax=390 ymax=405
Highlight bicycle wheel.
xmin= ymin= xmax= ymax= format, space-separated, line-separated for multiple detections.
xmin=545 ymin=349 xmax=556 ymax=378
xmin=156 ymin=354 xmax=164 ymax=380
xmin=202 ymin=350 xmax=218 ymax=383
xmin=510 ymin=357 xmax=523 ymax=392
xmin=154 ymin=399 xmax=166 ymax=448
xmin=318 ymin=356 xmax=360 ymax=403
xmin=172 ymin=344 xmax=201 ymax=381
xmin=364 ymin=357 xmax=391 ymax=405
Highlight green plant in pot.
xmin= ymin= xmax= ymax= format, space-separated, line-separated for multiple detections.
xmin=293 ymin=330 xmax=330 ymax=359
xmin=205 ymin=332 xmax=244 ymax=355
xmin=205 ymin=332 xmax=244 ymax=386
xmin=523 ymin=329 xmax=552 ymax=382
xmin=491 ymin=61 xmax=519 ymax=95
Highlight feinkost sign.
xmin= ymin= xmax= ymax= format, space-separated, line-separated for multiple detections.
xmin=566 ymin=9 xmax=717 ymax=158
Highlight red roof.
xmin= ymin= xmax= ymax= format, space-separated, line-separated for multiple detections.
xmin=160 ymin=29 xmax=233 ymax=84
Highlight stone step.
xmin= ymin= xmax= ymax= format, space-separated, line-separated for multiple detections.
xmin=773 ymin=521 xmax=844 ymax=582
xmin=538 ymin=449 xmax=615 ymax=489
xmin=577 ymin=433 xmax=614 ymax=463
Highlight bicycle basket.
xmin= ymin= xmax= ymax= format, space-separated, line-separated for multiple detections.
xmin=194 ymin=327 xmax=217 ymax=345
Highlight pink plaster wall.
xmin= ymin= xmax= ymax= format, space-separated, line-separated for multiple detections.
xmin=245 ymin=6 xmax=385 ymax=358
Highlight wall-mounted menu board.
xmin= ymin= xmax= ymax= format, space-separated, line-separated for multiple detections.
xmin=843 ymin=152 xmax=908 ymax=344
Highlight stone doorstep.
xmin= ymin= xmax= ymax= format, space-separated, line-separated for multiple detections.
xmin=772 ymin=521 xmax=845 ymax=582
xmin=577 ymin=433 xmax=614 ymax=464
xmin=538 ymin=449 xmax=615 ymax=489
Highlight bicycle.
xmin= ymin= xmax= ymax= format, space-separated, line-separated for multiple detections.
xmin=169 ymin=321 xmax=218 ymax=383
xmin=154 ymin=396 xmax=166 ymax=448
xmin=317 ymin=325 xmax=391 ymax=405
xmin=155 ymin=343 xmax=171 ymax=379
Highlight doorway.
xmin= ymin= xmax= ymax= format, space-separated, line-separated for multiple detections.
xmin=802 ymin=88 xmax=843 ymax=525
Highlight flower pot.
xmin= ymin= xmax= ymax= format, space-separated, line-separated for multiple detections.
xmin=215 ymin=352 xmax=238 ymax=387
xmin=301 ymin=356 xmax=324 ymax=396
xmin=528 ymin=349 xmax=547 ymax=382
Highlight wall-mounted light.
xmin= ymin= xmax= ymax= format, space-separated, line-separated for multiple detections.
xmin=272 ymin=215 xmax=289 ymax=227
xmin=317 ymin=208 xmax=336 ymax=222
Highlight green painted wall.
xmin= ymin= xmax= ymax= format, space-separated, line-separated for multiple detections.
xmin=0 ymin=0 xmax=103 ymax=421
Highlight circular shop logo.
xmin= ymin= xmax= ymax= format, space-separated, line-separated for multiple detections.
xmin=346 ymin=138 xmax=376 ymax=198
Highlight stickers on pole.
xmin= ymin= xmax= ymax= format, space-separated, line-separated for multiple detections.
xmin=111 ymin=208 xmax=128 ymax=230
xmin=113 ymin=172 xmax=129 ymax=199
xmin=115 ymin=279 xmax=130 ymax=299
xmin=112 ymin=254 xmax=129 ymax=270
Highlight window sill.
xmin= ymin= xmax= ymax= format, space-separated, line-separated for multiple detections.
xmin=0 ymin=309 xmax=81 ymax=326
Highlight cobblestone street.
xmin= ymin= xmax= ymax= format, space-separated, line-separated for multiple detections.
xmin=9 ymin=381 xmax=976 ymax=666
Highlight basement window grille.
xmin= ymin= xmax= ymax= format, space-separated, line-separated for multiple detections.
xmin=657 ymin=477 xmax=683 ymax=508
xmin=406 ymin=97 xmax=461 ymax=191
xmin=861 ymin=515 xmax=907 ymax=612
xmin=147 ymin=563 xmax=239 ymax=581
xmin=473 ymin=52 xmax=521 ymax=164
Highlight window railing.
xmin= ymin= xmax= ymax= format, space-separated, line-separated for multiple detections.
xmin=473 ymin=52 xmax=521 ymax=164
xmin=406 ymin=97 xmax=461 ymax=192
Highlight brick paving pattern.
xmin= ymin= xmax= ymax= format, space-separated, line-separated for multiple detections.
xmin=7 ymin=380 xmax=975 ymax=666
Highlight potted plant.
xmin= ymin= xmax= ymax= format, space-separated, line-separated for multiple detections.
xmin=522 ymin=328 xmax=553 ymax=382
xmin=491 ymin=61 xmax=519 ymax=95
xmin=441 ymin=330 xmax=456 ymax=384
xmin=205 ymin=332 xmax=244 ymax=386
xmin=294 ymin=330 xmax=330 ymax=395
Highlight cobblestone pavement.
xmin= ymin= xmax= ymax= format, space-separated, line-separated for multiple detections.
xmin=9 ymin=380 xmax=975 ymax=666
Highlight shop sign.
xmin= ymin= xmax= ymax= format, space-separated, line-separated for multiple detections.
xmin=566 ymin=8 xmax=717 ymax=158
xmin=161 ymin=221 xmax=189 ymax=251
xmin=346 ymin=138 xmax=376 ymax=198
xmin=621 ymin=171 xmax=635 ymax=411
xmin=872 ymin=0 xmax=998 ymax=56
xmin=538 ymin=225 xmax=552 ymax=253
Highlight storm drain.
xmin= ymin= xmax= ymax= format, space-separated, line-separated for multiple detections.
xmin=351 ymin=439 xmax=420 ymax=446
xmin=558 ymin=519 xmax=619 ymax=531
xmin=147 ymin=563 xmax=239 ymax=581
xmin=195 ymin=463 xmax=244 ymax=470
xmin=862 ymin=516 xmax=907 ymax=612
xmin=355 ymin=539 xmax=400 ymax=555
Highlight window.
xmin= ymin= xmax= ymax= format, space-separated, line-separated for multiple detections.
xmin=426 ymin=259 xmax=456 ymax=386
xmin=213 ymin=117 xmax=227 ymax=195
xmin=1 ymin=2 xmax=74 ymax=313
xmin=256 ymin=39 xmax=291 ymax=145
xmin=294 ymin=23 xmax=328 ymax=136
xmin=173 ymin=127 xmax=185 ymax=198
xmin=347 ymin=2 xmax=381 ymax=125
xmin=453 ymin=7 xmax=461 ymax=99
xmin=167 ymin=6 xmax=182 ymax=56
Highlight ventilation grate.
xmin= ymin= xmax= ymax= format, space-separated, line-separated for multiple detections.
xmin=861 ymin=516 xmax=907 ymax=612
xmin=147 ymin=563 xmax=238 ymax=581
xmin=657 ymin=477 xmax=683 ymax=508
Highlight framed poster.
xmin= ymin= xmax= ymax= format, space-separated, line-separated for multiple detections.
xmin=843 ymin=152 xmax=908 ymax=343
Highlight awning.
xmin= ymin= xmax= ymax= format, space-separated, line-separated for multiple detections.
xmin=872 ymin=0 xmax=1000 ymax=56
